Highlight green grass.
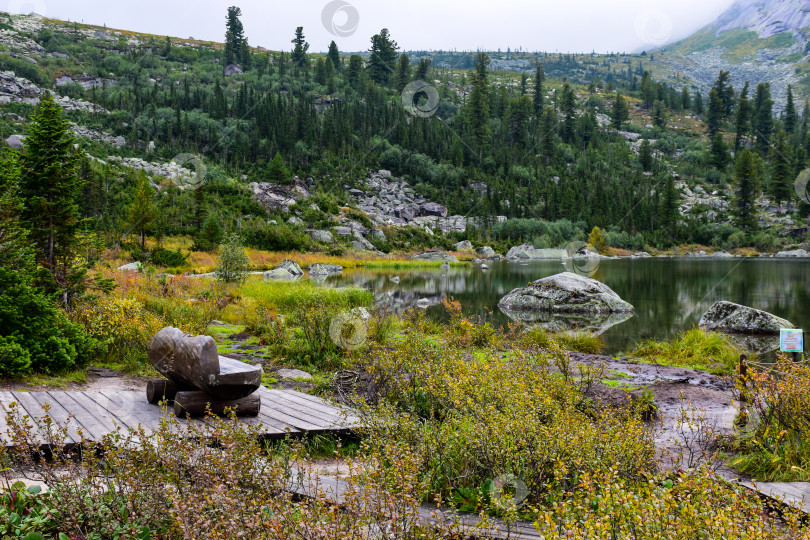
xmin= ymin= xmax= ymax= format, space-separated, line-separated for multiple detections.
xmin=239 ymin=279 xmax=372 ymax=312
xmin=629 ymin=328 xmax=741 ymax=374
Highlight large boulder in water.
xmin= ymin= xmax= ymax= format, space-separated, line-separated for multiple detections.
xmin=498 ymin=272 xmax=635 ymax=314
xmin=309 ymin=263 xmax=343 ymax=276
xmin=506 ymin=244 xmax=567 ymax=261
xmin=699 ymin=301 xmax=794 ymax=334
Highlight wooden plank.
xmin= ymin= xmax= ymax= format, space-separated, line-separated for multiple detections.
xmin=272 ymin=391 xmax=354 ymax=425
xmin=10 ymin=391 xmax=74 ymax=444
xmin=46 ymin=392 xmax=110 ymax=441
xmin=27 ymin=392 xmax=84 ymax=443
xmin=68 ymin=391 xmax=123 ymax=436
xmin=276 ymin=390 xmax=361 ymax=423
xmin=258 ymin=398 xmax=330 ymax=432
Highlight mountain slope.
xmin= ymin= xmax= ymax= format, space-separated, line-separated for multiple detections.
xmin=656 ymin=0 xmax=810 ymax=107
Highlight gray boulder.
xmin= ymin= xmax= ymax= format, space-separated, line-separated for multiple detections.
xmin=699 ymin=301 xmax=794 ymax=334
xmin=5 ymin=134 xmax=25 ymax=148
xmin=776 ymin=249 xmax=809 ymax=258
xmin=277 ymin=260 xmax=304 ymax=277
xmin=454 ymin=240 xmax=473 ymax=251
xmin=419 ymin=202 xmax=448 ymax=218
xmin=506 ymin=244 xmax=567 ymax=261
xmin=118 ymin=261 xmax=143 ymax=272
xmin=309 ymin=263 xmax=343 ymax=276
xmin=709 ymin=251 xmax=734 ymax=258
xmin=276 ymin=368 xmax=312 ymax=381
xmin=311 ymin=230 xmax=334 ymax=243
xmin=479 ymin=246 xmax=496 ymax=258
xmin=411 ymin=251 xmax=459 ymax=263
xmin=263 ymin=268 xmax=299 ymax=280
xmin=498 ymin=272 xmax=635 ymax=314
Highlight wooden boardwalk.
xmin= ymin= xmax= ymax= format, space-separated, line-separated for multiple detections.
xmin=288 ymin=469 xmax=543 ymax=539
xmin=737 ymin=480 xmax=810 ymax=514
xmin=0 ymin=386 xmax=362 ymax=446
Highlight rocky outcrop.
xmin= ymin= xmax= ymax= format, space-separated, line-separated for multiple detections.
xmin=411 ymin=251 xmax=458 ymax=263
xmin=348 ymin=170 xmax=467 ymax=233
xmin=505 ymin=244 xmax=567 ymax=261
xmin=251 ymin=177 xmax=310 ymax=212
xmin=498 ymin=272 xmax=635 ymax=314
xmin=776 ymin=249 xmax=808 ymax=258
xmin=0 ymin=71 xmax=108 ymax=113
xmin=107 ymin=155 xmax=205 ymax=187
xmin=308 ymin=263 xmax=343 ymax=276
xmin=699 ymin=301 xmax=794 ymax=334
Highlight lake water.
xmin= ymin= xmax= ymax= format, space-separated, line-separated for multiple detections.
xmin=326 ymin=258 xmax=810 ymax=354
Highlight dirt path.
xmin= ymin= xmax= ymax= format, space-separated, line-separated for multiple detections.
xmin=570 ymin=352 xmax=739 ymax=471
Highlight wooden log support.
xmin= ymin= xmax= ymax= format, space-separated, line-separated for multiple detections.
xmin=146 ymin=379 xmax=186 ymax=404
xmin=174 ymin=391 xmax=261 ymax=418
xmin=737 ymin=354 xmax=749 ymax=428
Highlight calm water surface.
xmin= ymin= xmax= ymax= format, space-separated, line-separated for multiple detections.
xmin=325 ymin=259 xmax=810 ymax=354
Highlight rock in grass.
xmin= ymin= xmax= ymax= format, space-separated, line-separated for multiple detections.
xmin=498 ymin=272 xmax=635 ymax=314
xmin=276 ymin=369 xmax=313 ymax=381
xmin=309 ymin=263 xmax=343 ymax=276
xmin=118 ymin=261 xmax=143 ymax=272
xmin=277 ymin=260 xmax=304 ymax=277
xmin=263 ymin=268 xmax=299 ymax=280
xmin=411 ymin=251 xmax=458 ymax=263
xmin=699 ymin=301 xmax=794 ymax=334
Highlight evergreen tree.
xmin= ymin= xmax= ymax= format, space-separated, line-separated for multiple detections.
xmin=533 ymin=62 xmax=545 ymax=115
xmin=466 ymin=53 xmax=491 ymax=149
xmin=0 ymin=148 xmax=30 ymax=270
xmin=610 ymin=92 xmax=629 ymax=130
xmin=224 ymin=6 xmax=250 ymax=68
xmin=753 ymin=82 xmax=773 ymax=156
xmin=314 ymin=57 xmax=327 ymax=85
xmin=732 ymin=149 xmax=760 ymax=232
xmin=505 ymin=95 xmax=532 ymax=146
xmin=733 ymin=81 xmax=751 ymax=152
xmin=639 ymin=71 xmax=656 ymax=108
xmin=414 ymin=58 xmax=431 ymax=81
xmin=693 ymin=91 xmax=704 ymax=115
xmin=560 ymin=82 xmax=577 ymax=143
xmin=127 ymin=174 xmax=157 ymax=250
xmin=195 ymin=215 xmax=224 ymax=252
xmin=19 ymin=93 xmax=83 ymax=277
xmin=712 ymin=70 xmax=734 ymax=118
xmin=660 ymin=176 xmax=679 ymax=239
xmin=769 ymin=131 xmax=794 ymax=213
xmin=347 ymin=55 xmax=363 ymax=87
xmin=652 ymin=100 xmax=667 ymax=130
xmin=706 ymin=88 xmax=723 ymax=136
xmin=267 ymin=152 xmax=290 ymax=183
xmin=639 ymin=139 xmax=653 ymax=171
xmin=784 ymin=85 xmax=798 ymax=136
xmin=327 ymin=40 xmax=341 ymax=72
xmin=394 ymin=54 xmax=410 ymax=93
xmin=367 ymin=29 xmax=399 ymax=85
xmin=708 ymin=132 xmax=730 ymax=170
xmin=291 ymin=27 xmax=309 ymax=69
xmin=680 ymin=86 xmax=691 ymax=110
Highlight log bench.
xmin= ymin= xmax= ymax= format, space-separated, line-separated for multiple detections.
xmin=146 ymin=327 xmax=263 ymax=418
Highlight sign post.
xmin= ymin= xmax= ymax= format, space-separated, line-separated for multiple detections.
xmin=780 ymin=328 xmax=804 ymax=363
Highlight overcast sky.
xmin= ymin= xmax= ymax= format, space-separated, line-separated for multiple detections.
xmin=4 ymin=0 xmax=736 ymax=53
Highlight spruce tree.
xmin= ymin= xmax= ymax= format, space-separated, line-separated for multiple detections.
xmin=693 ymin=91 xmax=704 ymax=115
xmin=611 ymin=92 xmax=629 ymax=130
xmin=414 ymin=58 xmax=431 ymax=81
xmin=327 ymin=40 xmax=341 ymax=72
xmin=224 ymin=6 xmax=250 ymax=68
xmin=367 ymin=28 xmax=399 ymax=85
xmin=753 ymin=82 xmax=773 ymax=156
xmin=652 ymin=100 xmax=667 ymax=130
xmin=784 ymin=85 xmax=798 ymax=136
xmin=394 ymin=54 xmax=410 ymax=93
xmin=532 ymin=62 xmax=545 ymax=115
xmin=708 ymin=133 xmax=730 ymax=170
xmin=347 ymin=55 xmax=363 ymax=87
xmin=0 ymin=148 xmax=30 ymax=270
xmin=706 ymin=88 xmax=723 ymax=136
xmin=768 ymin=131 xmax=794 ymax=213
xmin=639 ymin=139 xmax=653 ymax=171
xmin=733 ymin=81 xmax=751 ymax=152
xmin=466 ymin=53 xmax=491 ymax=149
xmin=267 ymin=152 xmax=290 ymax=183
xmin=732 ymin=149 xmax=760 ymax=232
xmin=712 ymin=70 xmax=734 ymax=118
xmin=680 ymin=86 xmax=691 ymax=110
xmin=291 ymin=27 xmax=309 ymax=69
xmin=19 ymin=93 xmax=83 ymax=276
xmin=560 ymin=82 xmax=577 ymax=143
